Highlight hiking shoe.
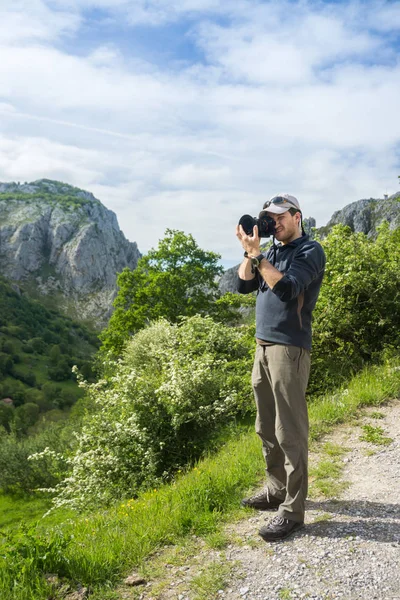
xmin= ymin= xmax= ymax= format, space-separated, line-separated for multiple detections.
xmin=259 ymin=516 xmax=304 ymax=542
xmin=241 ymin=489 xmax=282 ymax=511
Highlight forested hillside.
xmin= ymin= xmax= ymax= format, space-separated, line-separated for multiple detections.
xmin=0 ymin=276 xmax=98 ymax=435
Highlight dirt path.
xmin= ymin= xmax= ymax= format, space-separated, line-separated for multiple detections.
xmin=219 ymin=400 xmax=400 ymax=600
xmin=122 ymin=400 xmax=400 ymax=600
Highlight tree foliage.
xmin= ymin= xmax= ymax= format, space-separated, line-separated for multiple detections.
xmin=0 ymin=276 xmax=98 ymax=424
xmin=101 ymin=230 xmax=224 ymax=354
xmin=309 ymin=222 xmax=400 ymax=393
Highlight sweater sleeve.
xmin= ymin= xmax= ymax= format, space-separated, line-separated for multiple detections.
xmin=237 ymin=275 xmax=259 ymax=294
xmin=271 ymin=242 xmax=326 ymax=302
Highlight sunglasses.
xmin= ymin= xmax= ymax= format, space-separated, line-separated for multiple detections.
xmin=263 ymin=196 xmax=298 ymax=210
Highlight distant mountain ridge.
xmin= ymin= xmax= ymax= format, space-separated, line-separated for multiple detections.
xmin=318 ymin=192 xmax=400 ymax=238
xmin=0 ymin=179 xmax=141 ymax=325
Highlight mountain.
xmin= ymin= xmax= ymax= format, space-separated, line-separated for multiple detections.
xmin=0 ymin=179 xmax=140 ymax=325
xmin=317 ymin=192 xmax=400 ymax=238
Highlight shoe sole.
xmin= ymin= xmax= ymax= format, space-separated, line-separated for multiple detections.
xmin=258 ymin=522 xmax=304 ymax=542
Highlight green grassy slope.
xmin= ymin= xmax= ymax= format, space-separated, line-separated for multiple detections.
xmin=0 ymin=275 xmax=99 ymax=429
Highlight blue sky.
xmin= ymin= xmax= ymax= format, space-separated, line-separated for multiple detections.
xmin=0 ymin=0 xmax=400 ymax=268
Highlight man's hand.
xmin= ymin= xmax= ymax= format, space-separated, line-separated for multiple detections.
xmin=236 ymin=224 xmax=261 ymax=256
xmin=236 ymin=223 xmax=284 ymax=289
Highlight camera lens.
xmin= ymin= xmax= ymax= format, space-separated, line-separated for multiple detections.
xmin=238 ymin=214 xmax=256 ymax=236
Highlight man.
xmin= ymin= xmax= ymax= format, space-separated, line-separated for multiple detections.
xmin=236 ymin=193 xmax=325 ymax=542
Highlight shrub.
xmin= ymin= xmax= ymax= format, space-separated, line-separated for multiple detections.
xmin=0 ymin=353 xmax=13 ymax=375
xmin=0 ymin=404 xmax=14 ymax=432
xmin=0 ymin=426 xmax=70 ymax=493
xmin=44 ymin=316 xmax=254 ymax=510
xmin=48 ymin=360 xmax=72 ymax=381
xmin=310 ymin=223 xmax=400 ymax=394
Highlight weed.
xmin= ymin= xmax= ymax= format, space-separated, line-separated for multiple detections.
xmin=323 ymin=442 xmax=350 ymax=457
xmin=370 ymin=411 xmax=385 ymax=419
xmin=204 ymin=531 xmax=230 ymax=550
xmin=246 ymin=537 xmax=264 ymax=549
xmin=190 ymin=560 xmax=233 ymax=600
xmin=363 ymin=449 xmax=376 ymax=456
xmin=309 ymin=458 xmax=348 ymax=498
xmin=278 ymin=587 xmax=293 ymax=599
xmin=313 ymin=512 xmax=334 ymax=523
xmin=360 ymin=425 xmax=393 ymax=445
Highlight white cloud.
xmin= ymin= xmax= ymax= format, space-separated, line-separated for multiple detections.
xmin=0 ymin=0 xmax=80 ymax=44
xmin=366 ymin=2 xmax=400 ymax=32
xmin=161 ymin=164 xmax=232 ymax=188
xmin=0 ymin=0 xmax=399 ymax=264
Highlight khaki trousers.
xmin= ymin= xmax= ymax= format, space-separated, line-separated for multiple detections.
xmin=252 ymin=343 xmax=311 ymax=522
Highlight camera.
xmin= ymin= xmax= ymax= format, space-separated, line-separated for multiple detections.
xmin=238 ymin=211 xmax=276 ymax=238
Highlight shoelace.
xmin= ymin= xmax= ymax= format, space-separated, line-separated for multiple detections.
xmin=250 ymin=489 xmax=271 ymax=501
xmin=270 ymin=516 xmax=286 ymax=526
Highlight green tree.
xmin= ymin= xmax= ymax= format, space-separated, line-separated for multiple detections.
xmin=0 ymin=403 xmax=14 ymax=432
xmin=49 ymin=344 xmax=62 ymax=365
xmin=48 ymin=359 xmax=71 ymax=381
xmin=101 ymin=230 xmax=223 ymax=354
xmin=310 ymin=222 xmax=400 ymax=394
xmin=14 ymin=402 xmax=40 ymax=435
xmin=28 ymin=337 xmax=47 ymax=354
xmin=0 ymin=352 xmax=13 ymax=376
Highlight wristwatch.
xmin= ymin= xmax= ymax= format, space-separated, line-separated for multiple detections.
xmin=250 ymin=253 xmax=265 ymax=268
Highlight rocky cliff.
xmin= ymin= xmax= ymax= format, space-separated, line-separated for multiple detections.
xmin=318 ymin=192 xmax=400 ymax=238
xmin=0 ymin=179 xmax=140 ymax=325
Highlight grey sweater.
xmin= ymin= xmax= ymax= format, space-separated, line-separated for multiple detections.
xmin=237 ymin=234 xmax=326 ymax=350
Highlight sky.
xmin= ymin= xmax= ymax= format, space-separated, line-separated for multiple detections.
xmin=1 ymin=0 xmax=400 ymax=268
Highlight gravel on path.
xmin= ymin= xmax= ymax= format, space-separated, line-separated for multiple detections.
xmin=220 ymin=400 xmax=400 ymax=600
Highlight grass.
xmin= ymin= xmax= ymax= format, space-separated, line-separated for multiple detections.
xmin=204 ymin=531 xmax=231 ymax=549
xmin=0 ymin=494 xmax=52 ymax=530
xmin=0 ymin=358 xmax=399 ymax=600
xmin=313 ymin=512 xmax=334 ymax=523
xmin=322 ymin=442 xmax=350 ymax=457
xmin=309 ymin=457 xmax=348 ymax=498
xmin=370 ymin=411 xmax=385 ymax=419
xmin=308 ymin=361 xmax=400 ymax=439
xmin=278 ymin=587 xmax=293 ymax=599
xmin=359 ymin=424 xmax=393 ymax=445
xmin=191 ymin=559 xmax=234 ymax=600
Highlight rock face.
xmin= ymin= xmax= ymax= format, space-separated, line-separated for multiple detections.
xmin=0 ymin=179 xmax=140 ymax=325
xmin=218 ymin=265 xmax=239 ymax=296
xmin=318 ymin=193 xmax=400 ymax=238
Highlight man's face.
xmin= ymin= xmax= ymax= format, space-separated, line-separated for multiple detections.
xmin=266 ymin=210 xmax=300 ymax=244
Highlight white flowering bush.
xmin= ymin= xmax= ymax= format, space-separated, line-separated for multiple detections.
xmin=44 ymin=316 xmax=254 ymax=510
